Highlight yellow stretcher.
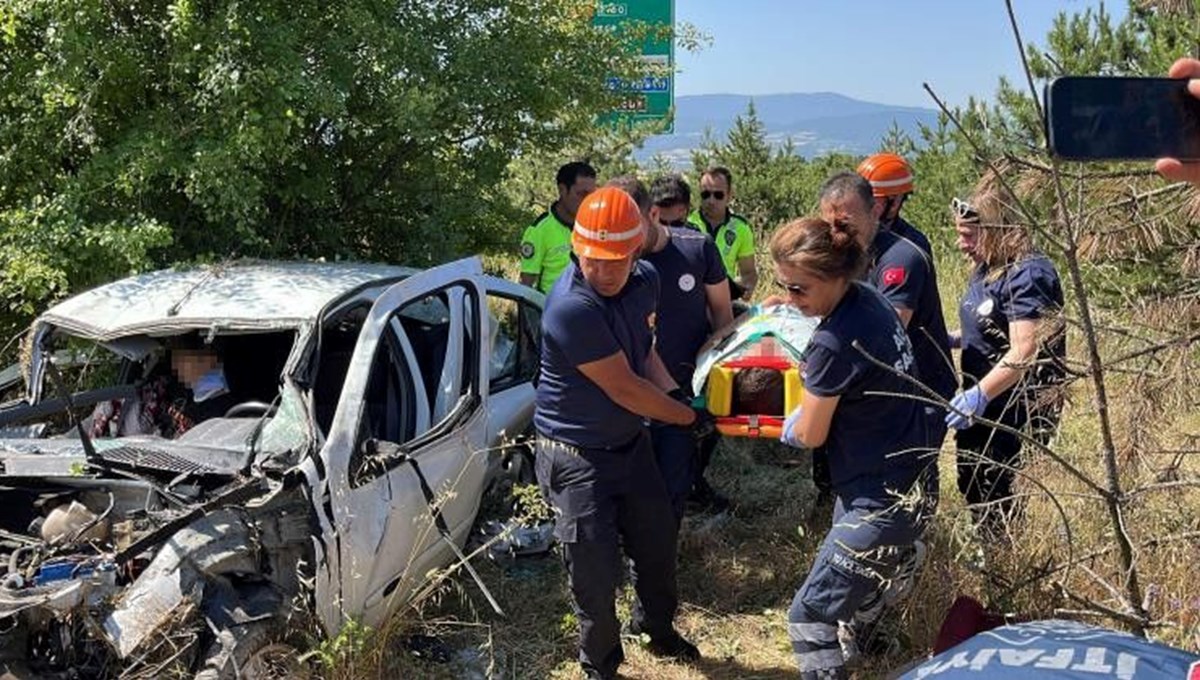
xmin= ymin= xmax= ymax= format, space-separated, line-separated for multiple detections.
xmin=703 ymin=356 xmax=804 ymax=439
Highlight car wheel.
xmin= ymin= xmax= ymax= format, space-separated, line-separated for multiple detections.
xmin=501 ymin=444 xmax=535 ymax=486
xmin=194 ymin=621 xmax=311 ymax=680
xmin=193 ymin=586 xmax=313 ymax=680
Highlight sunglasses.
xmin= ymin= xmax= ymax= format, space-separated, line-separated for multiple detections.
xmin=658 ymin=217 xmax=688 ymax=227
xmin=700 ymin=190 xmax=726 ymax=201
xmin=952 ymin=197 xmax=979 ymax=222
xmin=775 ymin=279 xmax=805 ymax=295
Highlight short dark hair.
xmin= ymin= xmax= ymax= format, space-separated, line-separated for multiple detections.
xmin=650 ymin=174 xmax=691 ymax=208
xmin=818 ymin=171 xmax=873 ymax=212
xmin=556 ymin=161 xmax=597 ymax=190
xmin=702 ymin=166 xmax=734 ymax=190
xmin=605 ymin=175 xmax=651 ymax=214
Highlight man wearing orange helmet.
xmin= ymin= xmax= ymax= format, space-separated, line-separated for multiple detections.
xmin=857 ymin=152 xmax=933 ymax=256
xmin=534 ymin=186 xmax=711 ymax=680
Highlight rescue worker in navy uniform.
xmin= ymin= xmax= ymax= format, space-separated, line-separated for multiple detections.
xmin=606 ymin=175 xmax=734 ymax=520
xmin=945 ymin=177 xmax=1066 ymax=535
xmin=534 ymin=186 xmax=710 ymax=680
xmin=772 ymin=216 xmax=937 ymax=680
xmin=857 ymin=152 xmax=933 ymax=256
xmin=818 ymin=172 xmax=956 ymax=482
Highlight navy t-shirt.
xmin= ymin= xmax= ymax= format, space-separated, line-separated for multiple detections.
xmin=869 ymin=230 xmax=956 ymax=400
xmin=959 ymin=254 xmax=1066 ymax=422
xmin=534 ymin=259 xmax=660 ymax=448
xmin=801 ymin=282 xmax=932 ymax=503
xmin=641 ymin=227 xmax=727 ymax=389
xmin=889 ymin=216 xmax=932 ymax=257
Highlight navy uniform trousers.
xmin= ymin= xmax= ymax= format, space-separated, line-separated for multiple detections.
xmin=536 ymin=429 xmax=679 ymax=679
xmin=649 ymin=422 xmax=695 ymax=522
xmin=787 ymin=484 xmax=936 ymax=680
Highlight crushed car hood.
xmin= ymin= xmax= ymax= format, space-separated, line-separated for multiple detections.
xmin=0 ymin=418 xmax=262 ymax=479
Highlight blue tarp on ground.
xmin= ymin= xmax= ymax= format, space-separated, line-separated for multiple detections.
xmin=901 ymin=619 xmax=1199 ymax=679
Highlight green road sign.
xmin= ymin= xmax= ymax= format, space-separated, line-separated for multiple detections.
xmin=594 ymin=0 xmax=674 ymax=133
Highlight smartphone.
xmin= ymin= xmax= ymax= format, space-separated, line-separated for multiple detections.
xmin=1045 ymin=76 xmax=1200 ymax=161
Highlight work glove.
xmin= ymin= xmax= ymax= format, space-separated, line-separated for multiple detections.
xmin=689 ymin=406 xmax=716 ymax=441
xmin=780 ymin=407 xmax=804 ymax=448
xmin=945 ymin=385 xmax=990 ymax=430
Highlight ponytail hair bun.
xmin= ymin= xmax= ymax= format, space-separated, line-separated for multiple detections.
xmin=769 ymin=217 xmax=866 ymax=282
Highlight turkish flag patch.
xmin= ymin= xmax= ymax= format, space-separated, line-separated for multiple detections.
xmin=882 ymin=266 xmax=906 ymax=286
xmin=1189 ymin=660 xmax=1200 ymax=680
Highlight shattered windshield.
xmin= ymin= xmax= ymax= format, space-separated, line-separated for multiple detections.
xmin=3 ymin=328 xmax=300 ymax=447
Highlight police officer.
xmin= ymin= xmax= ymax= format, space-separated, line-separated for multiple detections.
xmin=687 ymin=166 xmax=758 ymax=301
xmin=518 ymin=161 xmax=597 ymax=293
xmin=945 ymin=180 xmax=1067 ymax=535
xmin=607 ymin=174 xmax=733 ymax=519
xmin=772 ymin=216 xmax=936 ymax=680
xmin=535 ymin=186 xmax=709 ymax=680
xmin=818 ymin=172 xmax=956 ymax=458
xmin=857 ymin=152 xmax=933 ymax=256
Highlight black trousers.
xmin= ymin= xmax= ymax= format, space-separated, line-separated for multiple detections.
xmin=693 ymin=429 xmax=720 ymax=488
xmin=536 ymin=430 xmax=679 ymax=679
xmin=650 ymin=422 xmax=696 ymax=522
xmin=954 ymin=400 xmax=1060 ymax=532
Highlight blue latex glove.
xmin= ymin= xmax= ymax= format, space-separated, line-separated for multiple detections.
xmin=945 ymin=385 xmax=990 ymax=430
xmin=780 ymin=407 xmax=804 ymax=448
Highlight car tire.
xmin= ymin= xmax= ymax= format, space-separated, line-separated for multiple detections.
xmin=193 ymin=586 xmax=312 ymax=680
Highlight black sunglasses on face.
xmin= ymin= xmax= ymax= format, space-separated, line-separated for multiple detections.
xmin=659 ymin=217 xmax=688 ymax=227
xmin=952 ymin=197 xmax=979 ymax=221
xmin=700 ymin=190 xmax=726 ymax=201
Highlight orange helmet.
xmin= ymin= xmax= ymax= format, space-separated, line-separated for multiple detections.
xmin=857 ymin=152 xmax=914 ymax=197
xmin=571 ymin=186 xmax=644 ymax=259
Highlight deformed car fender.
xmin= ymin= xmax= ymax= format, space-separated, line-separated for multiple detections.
xmin=102 ymin=508 xmax=261 ymax=659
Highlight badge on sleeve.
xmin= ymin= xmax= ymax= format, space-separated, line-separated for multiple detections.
xmin=724 ymin=230 xmax=737 ymax=247
xmin=520 ymin=241 xmax=535 ymax=259
xmin=882 ymin=266 xmax=906 ymax=286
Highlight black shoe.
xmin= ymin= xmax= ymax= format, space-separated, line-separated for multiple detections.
xmin=644 ymin=632 xmax=701 ymax=662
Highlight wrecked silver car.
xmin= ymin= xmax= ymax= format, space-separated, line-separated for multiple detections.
xmin=0 ymin=258 xmax=543 ymax=678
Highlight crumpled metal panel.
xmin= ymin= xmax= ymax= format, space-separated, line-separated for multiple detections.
xmin=102 ymin=509 xmax=260 ymax=658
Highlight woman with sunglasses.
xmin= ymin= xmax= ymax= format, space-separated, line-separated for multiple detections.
xmin=772 ymin=217 xmax=936 ymax=679
xmin=946 ymin=177 xmax=1067 ymax=536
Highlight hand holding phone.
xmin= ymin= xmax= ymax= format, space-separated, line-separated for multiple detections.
xmin=1155 ymin=58 xmax=1200 ymax=186
xmin=1046 ymin=74 xmax=1200 ymax=161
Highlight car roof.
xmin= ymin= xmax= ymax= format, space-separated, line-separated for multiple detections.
xmin=37 ymin=261 xmax=418 ymax=340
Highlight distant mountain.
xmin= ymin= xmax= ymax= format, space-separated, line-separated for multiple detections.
xmin=636 ymin=92 xmax=939 ymax=165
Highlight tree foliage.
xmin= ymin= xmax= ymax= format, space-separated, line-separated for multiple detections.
xmin=0 ymin=0 xmax=647 ymax=343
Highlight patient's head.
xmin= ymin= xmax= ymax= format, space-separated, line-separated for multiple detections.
xmin=732 ymin=367 xmax=785 ymax=416
xmin=171 ymin=348 xmax=221 ymax=389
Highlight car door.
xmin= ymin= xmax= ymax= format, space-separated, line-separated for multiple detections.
xmin=480 ymin=276 xmax=544 ymax=451
xmin=316 ymin=257 xmax=490 ymax=631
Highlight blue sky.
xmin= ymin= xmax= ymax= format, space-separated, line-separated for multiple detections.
xmin=675 ymin=0 xmax=1126 ymax=108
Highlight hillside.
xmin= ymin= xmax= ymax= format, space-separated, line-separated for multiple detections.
xmin=638 ymin=92 xmax=940 ymax=164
